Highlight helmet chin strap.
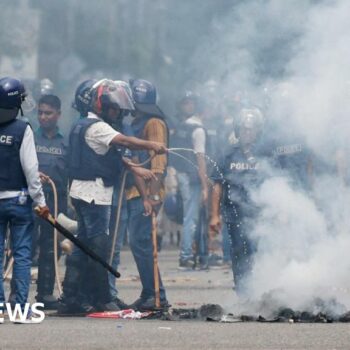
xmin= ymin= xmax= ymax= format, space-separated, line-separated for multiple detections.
xmin=19 ymin=106 xmax=24 ymax=117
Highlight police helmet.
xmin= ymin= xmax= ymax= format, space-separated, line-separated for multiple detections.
xmin=179 ymin=90 xmax=199 ymax=104
xmin=129 ymin=79 xmax=165 ymax=118
xmin=90 ymin=79 xmax=135 ymax=119
xmin=0 ymin=77 xmax=27 ymax=124
xmin=236 ymin=108 xmax=264 ymax=134
xmin=40 ymin=78 xmax=54 ymax=95
xmin=72 ymin=79 xmax=97 ymax=117
xmin=177 ymin=90 xmax=202 ymax=116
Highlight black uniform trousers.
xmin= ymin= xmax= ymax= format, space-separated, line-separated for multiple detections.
xmin=35 ymin=190 xmax=67 ymax=297
xmin=224 ymin=203 xmax=256 ymax=294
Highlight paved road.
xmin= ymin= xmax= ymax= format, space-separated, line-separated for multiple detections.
xmin=2 ymin=249 xmax=350 ymax=349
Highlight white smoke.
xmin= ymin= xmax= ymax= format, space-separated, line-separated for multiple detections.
xmin=198 ymin=0 xmax=350 ymax=316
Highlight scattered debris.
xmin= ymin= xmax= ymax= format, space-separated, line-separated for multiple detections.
xmin=87 ymin=309 xmax=152 ymax=319
xmin=220 ymin=314 xmax=241 ymax=323
xmin=199 ymin=304 xmax=224 ymax=321
xmin=339 ymin=312 xmax=350 ymax=322
xmin=53 ymin=303 xmax=350 ymax=323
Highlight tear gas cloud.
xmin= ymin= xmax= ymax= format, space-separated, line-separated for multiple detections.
xmin=192 ymin=0 xmax=350 ymax=316
xmin=1 ymin=0 xmax=350 ymax=316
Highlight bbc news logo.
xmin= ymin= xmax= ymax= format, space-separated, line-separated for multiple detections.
xmin=0 ymin=303 xmax=45 ymax=323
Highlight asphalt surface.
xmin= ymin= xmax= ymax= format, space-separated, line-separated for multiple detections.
xmin=1 ymin=247 xmax=350 ymax=349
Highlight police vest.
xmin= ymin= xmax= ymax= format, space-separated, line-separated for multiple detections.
xmin=169 ymin=120 xmax=207 ymax=182
xmin=68 ymin=118 xmax=123 ymax=187
xmin=0 ymin=119 xmax=28 ymax=191
xmin=35 ymin=130 xmax=67 ymax=193
xmin=271 ymin=137 xmax=311 ymax=189
xmin=221 ymin=144 xmax=266 ymax=206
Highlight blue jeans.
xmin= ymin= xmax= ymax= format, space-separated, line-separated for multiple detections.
xmin=177 ymin=173 xmax=202 ymax=261
xmin=69 ymin=198 xmax=112 ymax=304
xmin=127 ymin=197 xmax=167 ymax=301
xmin=0 ymin=197 xmax=34 ymax=309
xmin=71 ymin=198 xmax=111 ymax=257
xmin=108 ymin=202 xmax=128 ymax=299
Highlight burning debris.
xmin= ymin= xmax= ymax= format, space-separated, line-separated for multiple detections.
xmin=129 ymin=303 xmax=350 ymax=323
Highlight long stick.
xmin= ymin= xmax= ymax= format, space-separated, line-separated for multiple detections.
xmin=47 ymin=178 xmax=63 ymax=296
xmin=35 ymin=210 xmax=120 ymax=278
xmin=151 ymin=212 xmax=160 ymax=308
xmin=3 ymin=228 xmax=13 ymax=281
xmin=109 ymin=170 xmax=127 ymax=265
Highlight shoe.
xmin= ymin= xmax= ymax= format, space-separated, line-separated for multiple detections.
xmin=198 ymin=262 xmax=209 ymax=270
xmin=57 ymin=299 xmax=95 ymax=315
xmin=36 ymin=295 xmax=59 ymax=310
xmin=222 ymin=259 xmax=232 ymax=269
xmin=130 ymin=296 xmax=170 ymax=312
xmin=12 ymin=310 xmax=37 ymax=324
xmin=95 ymin=300 xmax=120 ymax=312
xmin=111 ymin=297 xmax=129 ymax=310
xmin=208 ymin=254 xmax=224 ymax=269
xmin=178 ymin=258 xmax=195 ymax=270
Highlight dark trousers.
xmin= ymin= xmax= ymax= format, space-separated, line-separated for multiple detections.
xmin=225 ymin=204 xmax=255 ymax=294
xmin=62 ymin=198 xmax=112 ymax=306
xmin=194 ymin=206 xmax=209 ymax=264
xmin=35 ymin=191 xmax=66 ymax=297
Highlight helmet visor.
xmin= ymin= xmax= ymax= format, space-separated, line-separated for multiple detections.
xmin=94 ymin=79 xmax=135 ymax=111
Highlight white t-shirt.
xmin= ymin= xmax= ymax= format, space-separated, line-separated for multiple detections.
xmin=69 ymin=113 xmax=120 ymax=205
xmin=186 ymin=115 xmax=206 ymax=154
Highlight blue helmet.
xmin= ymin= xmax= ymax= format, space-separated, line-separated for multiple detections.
xmin=0 ymin=77 xmax=26 ymax=124
xmin=72 ymin=79 xmax=97 ymax=117
xmin=129 ymin=78 xmax=165 ymax=118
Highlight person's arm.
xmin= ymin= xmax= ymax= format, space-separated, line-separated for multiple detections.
xmin=20 ymin=126 xmax=47 ymax=209
xmin=132 ymin=171 xmax=153 ymax=216
xmin=209 ymin=183 xmax=222 ymax=238
xmin=192 ymin=127 xmax=208 ymax=203
xmin=197 ymin=153 xmax=208 ymax=203
xmin=111 ymin=133 xmax=166 ymax=154
xmin=144 ymin=119 xmax=168 ymax=200
xmin=122 ymin=157 xmax=156 ymax=181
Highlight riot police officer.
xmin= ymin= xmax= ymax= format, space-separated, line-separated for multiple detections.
xmin=209 ymin=108 xmax=268 ymax=295
xmin=72 ymin=79 xmax=97 ymax=119
xmin=34 ymin=94 xmax=68 ymax=309
xmin=0 ymin=77 xmax=49 ymax=318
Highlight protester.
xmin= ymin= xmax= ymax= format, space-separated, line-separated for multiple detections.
xmin=171 ymin=91 xmax=209 ymax=270
xmin=126 ymin=79 xmax=170 ymax=311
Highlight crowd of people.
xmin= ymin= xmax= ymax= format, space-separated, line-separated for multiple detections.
xmin=0 ymin=75 xmax=345 ymax=321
